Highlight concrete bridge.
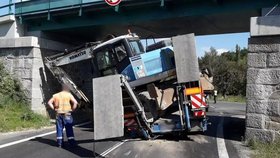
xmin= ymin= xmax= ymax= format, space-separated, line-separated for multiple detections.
xmin=12 ymin=0 xmax=279 ymax=41
xmin=0 ymin=0 xmax=280 ymax=142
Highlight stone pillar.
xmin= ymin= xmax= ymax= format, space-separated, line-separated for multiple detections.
xmin=0 ymin=37 xmax=71 ymax=116
xmin=246 ymin=15 xmax=280 ymax=142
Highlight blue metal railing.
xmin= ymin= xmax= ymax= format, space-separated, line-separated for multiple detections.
xmin=0 ymin=0 xmax=15 ymax=17
xmin=14 ymin=0 xmax=104 ymax=16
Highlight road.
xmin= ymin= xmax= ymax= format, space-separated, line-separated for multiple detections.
xmin=0 ymin=102 xmax=247 ymax=158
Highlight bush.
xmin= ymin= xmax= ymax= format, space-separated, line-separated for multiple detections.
xmin=0 ymin=96 xmax=50 ymax=132
xmin=0 ymin=62 xmax=27 ymax=103
xmin=0 ymin=61 xmax=50 ymax=132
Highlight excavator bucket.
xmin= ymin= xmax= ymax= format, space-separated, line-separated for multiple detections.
xmin=92 ymin=75 xmax=124 ymax=140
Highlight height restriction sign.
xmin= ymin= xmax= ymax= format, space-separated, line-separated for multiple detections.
xmin=105 ymin=0 xmax=122 ymax=6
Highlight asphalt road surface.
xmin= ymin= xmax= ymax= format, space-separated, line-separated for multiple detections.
xmin=0 ymin=101 xmax=247 ymax=158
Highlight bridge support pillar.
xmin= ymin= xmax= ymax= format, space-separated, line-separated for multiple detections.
xmin=0 ymin=37 xmax=71 ymax=116
xmin=246 ymin=15 xmax=280 ymax=142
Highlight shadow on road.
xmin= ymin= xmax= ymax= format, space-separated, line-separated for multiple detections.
xmin=27 ymin=114 xmax=245 ymax=158
xmin=30 ymin=137 xmax=100 ymax=157
xmin=205 ymin=115 xmax=245 ymax=141
xmin=223 ymin=116 xmax=246 ymax=141
xmin=146 ymin=114 xmax=245 ymax=142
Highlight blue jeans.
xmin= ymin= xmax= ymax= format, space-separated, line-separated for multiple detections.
xmin=56 ymin=114 xmax=76 ymax=146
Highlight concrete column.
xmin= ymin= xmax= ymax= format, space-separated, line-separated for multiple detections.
xmin=246 ymin=15 xmax=280 ymax=142
xmin=0 ymin=37 xmax=71 ymax=116
xmin=0 ymin=15 xmax=24 ymax=38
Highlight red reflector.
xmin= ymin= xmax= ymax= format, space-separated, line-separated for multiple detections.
xmin=193 ymin=111 xmax=205 ymax=117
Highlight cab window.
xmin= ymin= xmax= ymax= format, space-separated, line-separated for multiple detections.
xmin=114 ymin=43 xmax=127 ymax=62
xmin=128 ymin=40 xmax=144 ymax=55
xmin=96 ymin=48 xmax=117 ymax=75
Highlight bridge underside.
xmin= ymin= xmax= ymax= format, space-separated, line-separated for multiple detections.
xmin=16 ymin=0 xmax=278 ymax=41
xmin=46 ymin=10 xmax=257 ymax=41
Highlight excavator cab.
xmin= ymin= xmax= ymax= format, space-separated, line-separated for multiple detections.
xmin=92 ymin=35 xmax=145 ymax=77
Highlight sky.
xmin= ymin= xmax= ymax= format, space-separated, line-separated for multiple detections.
xmin=195 ymin=32 xmax=250 ymax=57
xmin=0 ymin=0 xmax=250 ymax=57
xmin=144 ymin=32 xmax=249 ymax=57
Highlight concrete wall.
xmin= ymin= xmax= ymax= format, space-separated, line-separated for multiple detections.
xmin=246 ymin=15 xmax=280 ymax=142
xmin=0 ymin=15 xmax=24 ymax=38
xmin=0 ymin=37 xmax=71 ymax=116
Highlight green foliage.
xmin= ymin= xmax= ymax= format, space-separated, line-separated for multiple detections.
xmin=248 ymin=139 xmax=280 ymax=158
xmin=0 ymin=61 xmax=50 ymax=132
xmin=217 ymin=95 xmax=246 ymax=103
xmin=0 ymin=94 xmax=50 ymax=132
xmin=0 ymin=62 xmax=27 ymax=102
xmin=199 ymin=45 xmax=248 ymax=96
xmin=247 ymin=139 xmax=258 ymax=150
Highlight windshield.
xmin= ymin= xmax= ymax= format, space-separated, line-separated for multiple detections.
xmin=96 ymin=49 xmax=116 ymax=70
xmin=128 ymin=40 xmax=144 ymax=55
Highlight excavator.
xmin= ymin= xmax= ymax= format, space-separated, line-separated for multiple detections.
xmin=45 ymin=32 xmax=212 ymax=140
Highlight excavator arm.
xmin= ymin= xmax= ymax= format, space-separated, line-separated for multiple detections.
xmin=44 ymin=42 xmax=100 ymax=103
xmin=48 ymin=42 xmax=99 ymax=67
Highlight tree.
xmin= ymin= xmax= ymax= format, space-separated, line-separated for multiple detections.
xmin=199 ymin=45 xmax=247 ymax=96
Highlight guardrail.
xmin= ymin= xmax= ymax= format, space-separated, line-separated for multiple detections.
xmin=0 ymin=0 xmax=14 ymax=17
xmin=14 ymin=0 xmax=104 ymax=16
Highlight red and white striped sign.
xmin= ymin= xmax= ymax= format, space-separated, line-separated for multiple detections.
xmin=191 ymin=94 xmax=207 ymax=109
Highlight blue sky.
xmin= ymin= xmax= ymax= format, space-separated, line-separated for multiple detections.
xmin=148 ymin=32 xmax=249 ymax=57
xmin=0 ymin=0 xmax=15 ymax=15
xmin=195 ymin=32 xmax=249 ymax=57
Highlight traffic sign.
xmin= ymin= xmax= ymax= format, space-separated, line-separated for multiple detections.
xmin=105 ymin=0 xmax=122 ymax=6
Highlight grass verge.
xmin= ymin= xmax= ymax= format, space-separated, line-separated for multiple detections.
xmin=248 ymin=139 xmax=280 ymax=158
xmin=0 ymin=95 xmax=50 ymax=132
xmin=216 ymin=95 xmax=246 ymax=103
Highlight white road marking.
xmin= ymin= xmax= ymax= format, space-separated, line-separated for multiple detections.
xmin=100 ymin=140 xmax=128 ymax=157
xmin=210 ymin=105 xmax=216 ymax=108
xmin=216 ymin=112 xmax=229 ymax=158
xmin=0 ymin=131 xmax=57 ymax=149
xmin=0 ymin=121 xmax=91 ymax=149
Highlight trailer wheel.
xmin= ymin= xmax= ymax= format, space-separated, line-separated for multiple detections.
xmin=138 ymin=91 xmax=158 ymax=120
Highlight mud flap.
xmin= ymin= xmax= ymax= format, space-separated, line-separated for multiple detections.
xmin=93 ymin=75 xmax=124 ymax=140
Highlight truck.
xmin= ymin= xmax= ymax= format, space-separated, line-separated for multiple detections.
xmin=45 ymin=32 xmax=209 ymax=140
xmin=200 ymin=67 xmax=214 ymax=111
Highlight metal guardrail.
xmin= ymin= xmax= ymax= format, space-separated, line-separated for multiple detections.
xmin=0 ymin=0 xmax=14 ymax=17
xmin=14 ymin=0 xmax=104 ymax=16
xmin=7 ymin=0 xmax=172 ymax=18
